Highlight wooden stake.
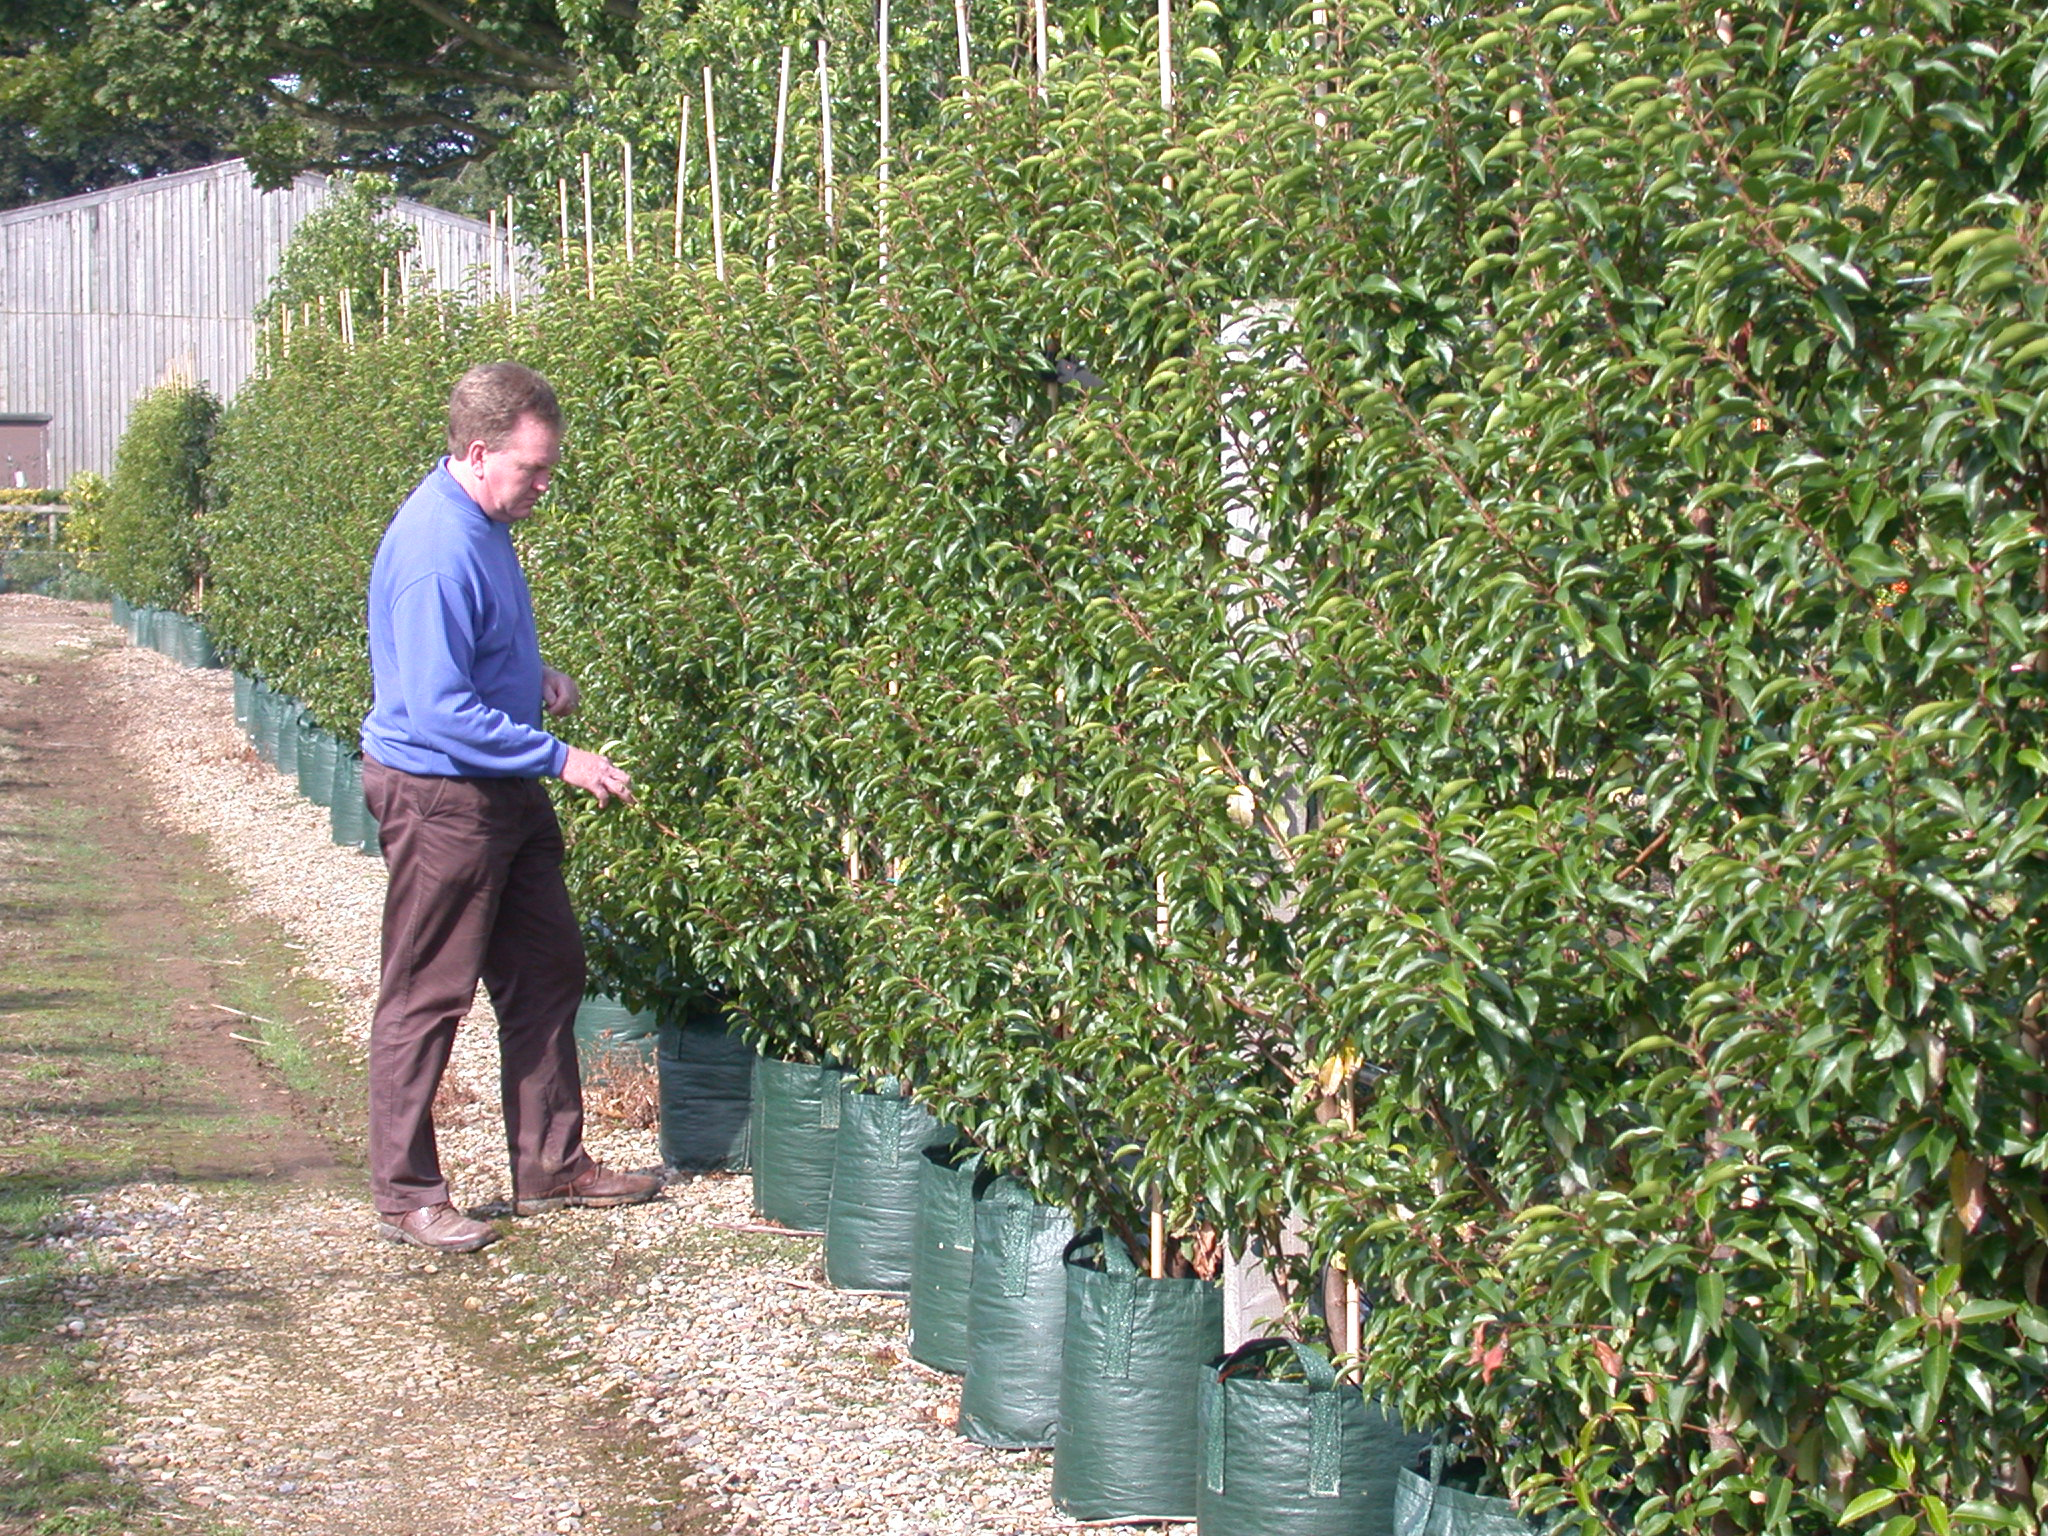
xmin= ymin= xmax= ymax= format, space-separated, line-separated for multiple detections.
xmin=280 ymin=303 xmax=291 ymax=357
xmin=818 ymin=38 xmax=836 ymax=232
xmin=1344 ymin=1274 xmax=1361 ymax=1360
xmin=380 ymin=267 xmax=390 ymax=335
xmin=703 ymin=66 xmax=727 ymax=282
xmin=767 ymin=45 xmax=792 ymax=274
xmin=339 ymin=287 xmax=355 ymax=347
xmin=621 ymin=137 xmax=636 ymax=265
xmin=1158 ymin=0 xmax=1174 ymax=112
xmin=954 ymin=0 xmax=972 ymax=81
xmin=878 ymin=0 xmax=892 ymax=272
xmin=506 ymin=192 xmax=519 ymax=311
xmin=674 ymin=91 xmax=691 ymax=261
xmin=580 ymin=150 xmax=596 ymax=300
xmin=488 ymin=207 xmax=499 ymax=297
xmin=1035 ymin=0 xmax=1048 ymax=91
xmin=843 ymin=825 xmax=861 ymax=883
xmin=1155 ymin=869 xmax=1170 ymax=946
xmin=558 ymin=175 xmax=571 ymax=257
xmin=1149 ymin=1189 xmax=1166 ymax=1280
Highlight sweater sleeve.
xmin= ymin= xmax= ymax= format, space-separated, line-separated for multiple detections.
xmin=388 ymin=573 xmax=569 ymax=777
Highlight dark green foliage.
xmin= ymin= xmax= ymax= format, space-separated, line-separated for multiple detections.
xmin=99 ymin=382 xmax=216 ymax=610
xmin=199 ymin=0 xmax=2048 ymax=1525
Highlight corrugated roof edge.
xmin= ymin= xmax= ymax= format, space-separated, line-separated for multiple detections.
xmin=0 ymin=159 xmax=495 ymax=235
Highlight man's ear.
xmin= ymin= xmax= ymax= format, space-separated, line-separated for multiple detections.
xmin=457 ymin=439 xmax=489 ymax=469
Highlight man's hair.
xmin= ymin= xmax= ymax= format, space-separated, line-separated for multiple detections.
xmin=446 ymin=361 xmax=562 ymax=455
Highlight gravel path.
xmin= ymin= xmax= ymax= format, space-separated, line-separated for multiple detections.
xmin=27 ymin=597 xmax=1081 ymax=1536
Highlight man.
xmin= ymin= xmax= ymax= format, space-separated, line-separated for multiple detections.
xmin=361 ymin=360 xmax=661 ymax=1253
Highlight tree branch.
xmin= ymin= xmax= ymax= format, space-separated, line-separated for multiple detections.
xmin=261 ymin=82 xmax=499 ymax=144
xmin=270 ymin=37 xmax=571 ymax=93
xmin=397 ymin=0 xmax=576 ymax=76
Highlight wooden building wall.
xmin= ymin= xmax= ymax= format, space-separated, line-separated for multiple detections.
xmin=0 ymin=162 xmax=525 ymax=483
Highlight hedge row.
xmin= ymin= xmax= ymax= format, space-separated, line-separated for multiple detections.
xmin=151 ymin=2 xmax=2048 ymax=1527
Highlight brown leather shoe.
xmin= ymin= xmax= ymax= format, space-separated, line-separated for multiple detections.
xmin=376 ymin=1201 xmax=499 ymax=1253
xmin=513 ymin=1164 xmax=666 ymax=1216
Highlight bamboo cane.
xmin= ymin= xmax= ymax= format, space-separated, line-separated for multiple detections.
xmin=955 ymin=0 xmax=972 ymax=81
xmin=581 ymin=150 xmax=596 ymax=300
xmin=704 ymin=67 xmax=727 ymax=282
xmin=1150 ymin=1190 xmax=1166 ymax=1280
xmin=621 ymin=138 xmax=636 ymax=265
xmin=674 ymin=91 xmax=691 ymax=262
xmin=818 ymin=38 xmax=836 ymax=232
xmin=380 ymin=267 xmax=390 ymax=336
xmin=558 ymin=175 xmax=571 ymax=258
xmin=506 ymin=193 xmax=519 ymax=311
xmin=339 ymin=287 xmax=355 ymax=347
xmin=1158 ymin=0 xmax=1174 ymax=112
xmin=878 ymin=0 xmax=892 ymax=273
xmin=488 ymin=207 xmax=499 ymax=298
xmin=767 ymin=45 xmax=792 ymax=275
xmin=1035 ymin=0 xmax=1048 ymax=91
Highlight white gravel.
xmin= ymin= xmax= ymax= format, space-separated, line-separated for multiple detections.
xmin=51 ymin=603 xmax=1085 ymax=1536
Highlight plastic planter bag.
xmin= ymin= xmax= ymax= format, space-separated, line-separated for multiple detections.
xmin=274 ymin=704 xmax=302 ymax=777
xmin=908 ymin=1142 xmax=981 ymax=1374
xmin=1197 ymin=1338 xmax=1431 ymax=1536
xmin=252 ymin=686 xmax=281 ymax=764
xmin=1393 ymin=1454 xmax=1547 ymax=1536
xmin=329 ymin=754 xmax=365 ymax=848
xmin=750 ymin=1057 xmax=844 ymax=1232
xmin=957 ymin=1173 xmax=1071 ymax=1449
xmin=823 ymin=1079 xmax=943 ymax=1293
xmin=297 ymin=726 xmax=338 ymax=807
xmin=232 ymin=672 xmax=255 ymax=733
xmin=1052 ymin=1230 xmax=1224 ymax=1522
xmin=655 ymin=996 xmax=754 ymax=1172
xmin=574 ymin=994 xmax=659 ymax=1068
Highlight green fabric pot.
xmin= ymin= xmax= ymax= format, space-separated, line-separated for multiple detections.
xmin=1393 ymin=1465 xmax=1545 ymax=1536
xmin=823 ymin=1079 xmax=943 ymax=1293
xmin=251 ymin=686 xmax=280 ymax=764
xmin=574 ymin=994 xmax=659 ymax=1068
xmin=1197 ymin=1339 xmax=1431 ymax=1536
xmin=111 ymin=594 xmax=132 ymax=630
xmin=329 ymin=753 xmax=365 ymax=848
xmin=957 ymin=1172 xmax=1071 ymax=1449
xmin=907 ymin=1142 xmax=980 ymax=1374
xmin=232 ymin=672 xmax=255 ymax=733
xmin=1053 ymin=1230 xmax=1224 ymax=1522
xmin=656 ymin=997 xmax=755 ymax=1172
xmin=297 ymin=727 xmax=337 ymax=806
xmin=187 ymin=619 xmax=218 ymax=670
xmin=274 ymin=705 xmax=302 ymax=776
xmin=749 ymin=1057 xmax=844 ymax=1232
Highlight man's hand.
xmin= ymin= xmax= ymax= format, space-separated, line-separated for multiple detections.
xmin=541 ymin=665 xmax=580 ymax=718
xmin=561 ymin=746 xmax=634 ymax=807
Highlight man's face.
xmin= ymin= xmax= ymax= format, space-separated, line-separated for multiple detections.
xmin=460 ymin=414 xmax=561 ymax=524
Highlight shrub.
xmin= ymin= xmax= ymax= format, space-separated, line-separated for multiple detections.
xmin=99 ymin=382 xmax=217 ymax=610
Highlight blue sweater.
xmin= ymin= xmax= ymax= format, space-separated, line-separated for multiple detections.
xmin=360 ymin=461 xmax=568 ymax=778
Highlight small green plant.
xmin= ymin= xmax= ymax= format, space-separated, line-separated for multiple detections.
xmin=99 ymin=383 xmax=217 ymax=610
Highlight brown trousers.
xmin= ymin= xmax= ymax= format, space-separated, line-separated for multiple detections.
xmin=363 ymin=760 xmax=593 ymax=1215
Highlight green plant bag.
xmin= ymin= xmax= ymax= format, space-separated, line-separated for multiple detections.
xmin=1053 ymin=1229 xmax=1225 ymax=1522
xmin=231 ymin=671 xmax=254 ymax=733
xmin=908 ymin=1141 xmax=981 ymax=1375
xmin=749 ymin=1057 xmax=844 ymax=1232
xmin=655 ymin=996 xmax=755 ymax=1172
xmin=958 ymin=1172 xmax=1071 ymax=1449
xmin=574 ymin=994 xmax=659 ymax=1067
xmin=111 ymin=594 xmax=132 ymax=630
xmin=297 ymin=725 xmax=337 ymax=807
xmin=274 ymin=704 xmax=302 ymax=777
xmin=1392 ymin=1454 xmax=1547 ymax=1536
xmin=1197 ymin=1338 xmax=1432 ymax=1536
xmin=252 ymin=685 xmax=281 ymax=764
xmin=823 ymin=1078 xmax=943 ymax=1293
xmin=329 ymin=752 xmax=364 ymax=848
